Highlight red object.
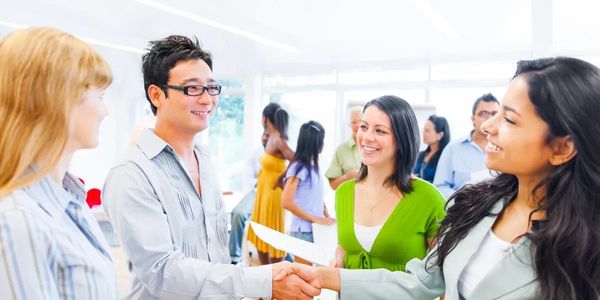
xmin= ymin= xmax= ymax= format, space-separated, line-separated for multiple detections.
xmin=86 ymin=188 xmax=102 ymax=208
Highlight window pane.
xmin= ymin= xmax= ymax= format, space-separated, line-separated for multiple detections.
xmin=554 ymin=0 xmax=600 ymax=50
xmin=208 ymin=94 xmax=245 ymax=193
xmin=338 ymin=68 xmax=428 ymax=85
xmin=344 ymin=89 xmax=426 ymax=105
xmin=430 ymin=62 xmax=515 ymax=81
xmin=264 ymin=72 xmax=336 ymax=87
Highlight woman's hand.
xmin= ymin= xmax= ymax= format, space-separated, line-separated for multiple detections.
xmin=312 ymin=216 xmax=336 ymax=225
xmin=330 ymin=245 xmax=345 ymax=268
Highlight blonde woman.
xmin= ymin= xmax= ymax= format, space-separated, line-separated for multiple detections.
xmin=0 ymin=28 xmax=116 ymax=299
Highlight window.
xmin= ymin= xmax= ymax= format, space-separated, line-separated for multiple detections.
xmin=338 ymin=68 xmax=428 ymax=85
xmin=430 ymin=62 xmax=515 ymax=81
xmin=264 ymin=72 xmax=336 ymax=87
xmin=208 ymin=94 xmax=245 ymax=193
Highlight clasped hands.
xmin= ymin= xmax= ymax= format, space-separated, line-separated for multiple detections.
xmin=271 ymin=262 xmax=321 ymax=300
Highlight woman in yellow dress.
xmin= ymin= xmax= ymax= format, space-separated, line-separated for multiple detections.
xmin=247 ymin=103 xmax=295 ymax=264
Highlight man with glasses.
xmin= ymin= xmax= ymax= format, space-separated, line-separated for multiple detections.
xmin=433 ymin=93 xmax=500 ymax=199
xmin=103 ymin=35 xmax=319 ymax=300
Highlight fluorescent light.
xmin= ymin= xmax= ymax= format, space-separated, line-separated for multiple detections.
xmin=0 ymin=20 xmax=27 ymax=29
xmin=0 ymin=20 xmax=144 ymax=54
xmin=134 ymin=0 xmax=300 ymax=53
xmin=80 ymin=37 xmax=145 ymax=54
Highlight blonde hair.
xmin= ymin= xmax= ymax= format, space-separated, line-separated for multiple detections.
xmin=0 ymin=27 xmax=112 ymax=196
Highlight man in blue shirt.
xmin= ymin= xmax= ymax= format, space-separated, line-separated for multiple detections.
xmin=433 ymin=93 xmax=500 ymax=199
xmin=103 ymin=35 xmax=319 ymax=300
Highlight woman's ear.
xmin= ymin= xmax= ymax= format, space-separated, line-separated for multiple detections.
xmin=549 ymin=136 xmax=577 ymax=166
xmin=437 ymin=132 xmax=444 ymax=141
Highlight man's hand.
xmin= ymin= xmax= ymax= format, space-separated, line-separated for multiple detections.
xmin=272 ymin=262 xmax=321 ymax=300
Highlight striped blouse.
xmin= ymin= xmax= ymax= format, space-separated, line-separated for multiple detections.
xmin=0 ymin=173 xmax=117 ymax=299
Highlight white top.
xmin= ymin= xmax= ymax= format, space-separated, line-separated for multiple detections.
xmin=458 ymin=230 xmax=513 ymax=299
xmin=354 ymin=223 xmax=384 ymax=252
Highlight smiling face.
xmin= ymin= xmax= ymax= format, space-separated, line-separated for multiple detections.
xmin=357 ymin=105 xmax=397 ymax=168
xmin=151 ymin=59 xmax=217 ymax=135
xmin=66 ymin=87 xmax=109 ymax=151
xmin=481 ymin=76 xmax=555 ymax=179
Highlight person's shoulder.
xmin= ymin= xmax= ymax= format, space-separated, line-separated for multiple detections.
xmin=411 ymin=178 xmax=445 ymax=203
xmin=0 ymin=191 xmax=48 ymax=238
xmin=335 ymin=138 xmax=355 ymax=152
xmin=440 ymin=138 xmax=469 ymax=156
xmin=104 ymin=154 xmax=152 ymax=190
xmin=337 ymin=179 xmax=356 ymax=195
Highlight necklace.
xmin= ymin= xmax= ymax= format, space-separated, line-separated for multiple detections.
xmin=359 ymin=185 xmax=401 ymax=212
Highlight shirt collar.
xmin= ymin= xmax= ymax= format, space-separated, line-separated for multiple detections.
xmin=459 ymin=131 xmax=475 ymax=144
xmin=23 ymin=172 xmax=87 ymax=217
xmin=138 ymin=129 xmax=171 ymax=159
xmin=346 ymin=137 xmax=357 ymax=149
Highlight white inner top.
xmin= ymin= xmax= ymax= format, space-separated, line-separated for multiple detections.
xmin=354 ymin=223 xmax=384 ymax=252
xmin=458 ymin=230 xmax=513 ymax=299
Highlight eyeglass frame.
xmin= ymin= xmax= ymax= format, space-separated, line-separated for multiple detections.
xmin=161 ymin=84 xmax=222 ymax=96
xmin=475 ymin=110 xmax=498 ymax=119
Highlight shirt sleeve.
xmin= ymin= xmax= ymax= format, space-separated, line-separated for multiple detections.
xmin=325 ymin=147 xmax=344 ymax=179
xmin=339 ymin=253 xmax=444 ymax=299
xmin=103 ymin=163 xmax=273 ymax=299
xmin=286 ymin=162 xmax=308 ymax=182
xmin=0 ymin=206 xmax=58 ymax=300
xmin=425 ymin=189 xmax=447 ymax=239
xmin=433 ymin=145 xmax=456 ymax=199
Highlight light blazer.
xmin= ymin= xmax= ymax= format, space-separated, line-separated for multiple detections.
xmin=339 ymin=200 xmax=539 ymax=299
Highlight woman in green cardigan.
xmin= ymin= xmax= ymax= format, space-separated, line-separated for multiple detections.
xmin=332 ymin=95 xmax=446 ymax=271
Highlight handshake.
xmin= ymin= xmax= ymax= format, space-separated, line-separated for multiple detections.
xmin=271 ymin=262 xmax=334 ymax=300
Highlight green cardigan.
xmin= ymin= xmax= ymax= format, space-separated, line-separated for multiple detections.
xmin=335 ymin=178 xmax=446 ymax=271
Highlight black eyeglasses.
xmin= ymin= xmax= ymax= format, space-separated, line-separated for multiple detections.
xmin=162 ymin=84 xmax=222 ymax=96
xmin=476 ymin=110 xmax=498 ymax=119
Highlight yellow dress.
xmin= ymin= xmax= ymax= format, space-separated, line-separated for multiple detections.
xmin=247 ymin=153 xmax=287 ymax=258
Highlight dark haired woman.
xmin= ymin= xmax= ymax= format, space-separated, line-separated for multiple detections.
xmin=414 ymin=115 xmax=451 ymax=183
xmin=314 ymin=57 xmax=600 ymax=299
xmin=282 ymin=121 xmax=335 ymax=265
xmin=331 ymin=95 xmax=446 ymax=272
xmin=247 ymin=103 xmax=295 ymax=264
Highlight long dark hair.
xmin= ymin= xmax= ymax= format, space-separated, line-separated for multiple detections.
xmin=424 ymin=114 xmax=450 ymax=167
xmin=283 ymin=121 xmax=325 ymax=185
xmin=262 ymin=102 xmax=289 ymax=140
xmin=356 ymin=95 xmax=420 ymax=194
xmin=429 ymin=57 xmax=600 ymax=299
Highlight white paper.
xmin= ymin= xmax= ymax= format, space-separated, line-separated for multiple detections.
xmin=311 ymin=223 xmax=338 ymax=259
xmin=249 ymin=221 xmax=334 ymax=266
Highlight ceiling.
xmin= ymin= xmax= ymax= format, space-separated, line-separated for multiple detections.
xmin=1 ymin=0 xmax=600 ymax=78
